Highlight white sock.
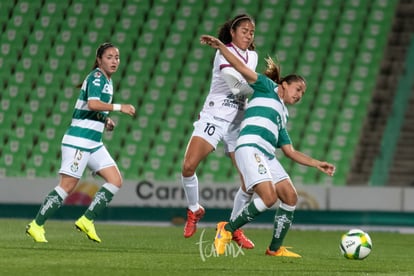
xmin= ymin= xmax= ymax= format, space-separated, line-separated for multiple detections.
xmin=279 ymin=202 xmax=296 ymax=212
xmin=103 ymin=182 xmax=120 ymax=195
xmin=55 ymin=186 xmax=68 ymax=200
xmin=230 ymin=188 xmax=252 ymax=220
xmin=182 ymin=174 xmax=199 ymax=212
xmin=253 ymin=197 xmax=268 ymax=212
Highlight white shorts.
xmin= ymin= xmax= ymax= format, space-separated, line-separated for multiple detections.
xmin=59 ymin=146 xmax=117 ymax=178
xmin=191 ymin=113 xmax=241 ymax=153
xmin=235 ymin=146 xmax=289 ymax=192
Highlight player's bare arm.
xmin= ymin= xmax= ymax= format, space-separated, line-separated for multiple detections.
xmin=281 ymin=144 xmax=335 ymax=176
xmin=88 ymin=99 xmax=136 ymax=116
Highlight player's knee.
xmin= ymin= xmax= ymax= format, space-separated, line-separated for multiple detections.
xmin=262 ymin=193 xmax=278 ymax=208
xmin=105 ymin=172 xmax=123 ymax=188
xmin=114 ymin=180 xmax=123 ymax=188
xmin=113 ymin=175 xmax=123 ymax=188
xmin=283 ymin=192 xmax=298 ymax=206
xmin=182 ymin=160 xmax=197 ymax=177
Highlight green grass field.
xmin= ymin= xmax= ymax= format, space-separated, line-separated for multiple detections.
xmin=1 ymin=219 xmax=413 ymax=276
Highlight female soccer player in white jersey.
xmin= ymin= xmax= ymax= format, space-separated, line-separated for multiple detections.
xmin=181 ymin=14 xmax=257 ymax=249
xmin=26 ymin=42 xmax=136 ymax=243
xmin=200 ymin=34 xmax=336 ymax=257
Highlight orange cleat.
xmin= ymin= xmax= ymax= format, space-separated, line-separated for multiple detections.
xmin=265 ymin=246 xmax=301 ymax=258
xmin=183 ymin=206 xmax=205 ymax=238
xmin=232 ymin=229 xmax=255 ymax=249
xmin=214 ymin=221 xmax=233 ymax=255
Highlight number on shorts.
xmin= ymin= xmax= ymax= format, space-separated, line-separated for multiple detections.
xmin=204 ymin=123 xmax=215 ymax=136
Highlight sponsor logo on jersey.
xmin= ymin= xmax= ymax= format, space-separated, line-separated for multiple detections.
xmin=94 ymin=71 xmax=101 ymax=78
xmin=92 ymin=78 xmax=100 ymax=86
xmin=222 ymin=94 xmax=246 ymax=111
xmin=102 ymin=83 xmax=112 ymax=94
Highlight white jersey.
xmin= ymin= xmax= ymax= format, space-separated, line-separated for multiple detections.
xmin=200 ymin=43 xmax=258 ymax=123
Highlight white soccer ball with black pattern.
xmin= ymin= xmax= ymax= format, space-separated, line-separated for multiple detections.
xmin=340 ymin=229 xmax=372 ymax=260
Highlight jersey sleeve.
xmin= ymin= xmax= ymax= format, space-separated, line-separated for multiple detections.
xmin=277 ymin=128 xmax=292 ymax=147
xmin=221 ymin=67 xmax=253 ymax=95
xmin=86 ymin=71 xmax=105 ymax=100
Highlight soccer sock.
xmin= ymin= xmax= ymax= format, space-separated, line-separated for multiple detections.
xmin=269 ymin=202 xmax=296 ymax=251
xmin=226 ymin=197 xmax=267 ymax=232
xmin=181 ymin=174 xmax=199 ymax=212
xmin=229 ymin=188 xmax=253 ymax=221
xmin=35 ymin=186 xmax=68 ymax=226
xmin=84 ymin=183 xmax=119 ymax=221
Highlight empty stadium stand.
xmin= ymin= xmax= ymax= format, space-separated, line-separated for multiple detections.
xmin=0 ymin=0 xmax=408 ymax=186
xmin=349 ymin=0 xmax=414 ymax=186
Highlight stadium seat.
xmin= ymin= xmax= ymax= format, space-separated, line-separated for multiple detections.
xmin=0 ymin=0 xmax=398 ymax=184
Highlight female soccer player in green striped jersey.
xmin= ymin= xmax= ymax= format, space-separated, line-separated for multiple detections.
xmin=200 ymin=35 xmax=336 ymax=257
xmin=26 ymin=42 xmax=136 ymax=243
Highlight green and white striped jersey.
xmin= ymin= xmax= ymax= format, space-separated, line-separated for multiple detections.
xmin=236 ymin=74 xmax=292 ymax=159
xmin=62 ymin=68 xmax=113 ymax=152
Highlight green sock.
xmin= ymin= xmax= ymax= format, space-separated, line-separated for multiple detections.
xmin=35 ymin=189 xmax=64 ymax=226
xmin=84 ymin=186 xmax=114 ymax=220
xmin=269 ymin=205 xmax=294 ymax=251
xmin=226 ymin=200 xmax=262 ymax=232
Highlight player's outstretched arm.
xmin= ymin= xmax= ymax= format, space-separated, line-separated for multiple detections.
xmin=281 ymin=144 xmax=336 ymax=176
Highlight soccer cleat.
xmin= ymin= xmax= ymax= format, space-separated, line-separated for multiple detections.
xmin=183 ymin=206 xmax=205 ymax=238
xmin=26 ymin=220 xmax=48 ymax=243
xmin=75 ymin=215 xmax=101 ymax=243
xmin=214 ymin=221 xmax=232 ymax=255
xmin=265 ymin=246 xmax=302 ymax=258
xmin=232 ymin=229 xmax=255 ymax=249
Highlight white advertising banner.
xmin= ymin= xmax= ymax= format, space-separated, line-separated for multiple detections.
xmin=0 ymin=177 xmax=412 ymax=211
xmin=329 ymin=186 xmax=402 ymax=211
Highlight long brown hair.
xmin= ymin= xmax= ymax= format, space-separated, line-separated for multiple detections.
xmin=217 ymin=14 xmax=256 ymax=50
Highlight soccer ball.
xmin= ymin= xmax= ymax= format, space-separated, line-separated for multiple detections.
xmin=340 ymin=229 xmax=372 ymax=260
